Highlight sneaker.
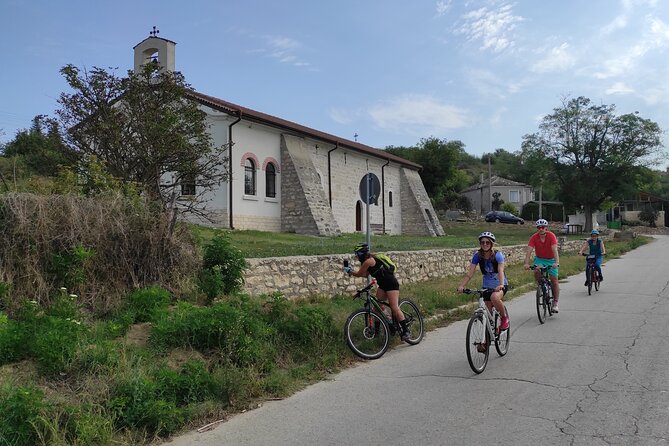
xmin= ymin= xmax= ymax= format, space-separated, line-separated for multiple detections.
xmin=476 ymin=342 xmax=487 ymax=352
xmin=584 ymin=280 xmax=588 ymax=286
xmin=499 ymin=316 xmax=509 ymax=331
xmin=400 ymin=328 xmax=411 ymax=342
xmin=598 ymin=275 xmax=603 ymax=282
xmin=552 ymin=302 xmax=559 ymax=313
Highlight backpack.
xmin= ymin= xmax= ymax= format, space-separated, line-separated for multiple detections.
xmin=373 ymin=254 xmax=396 ymax=274
xmin=477 ymin=249 xmax=499 ymax=275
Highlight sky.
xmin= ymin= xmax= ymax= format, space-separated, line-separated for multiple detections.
xmin=2 ymin=0 xmax=669 ymax=166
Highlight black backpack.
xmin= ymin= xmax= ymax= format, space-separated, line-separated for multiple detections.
xmin=477 ymin=249 xmax=499 ymax=275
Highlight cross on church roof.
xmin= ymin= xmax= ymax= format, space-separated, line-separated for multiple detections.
xmin=149 ymin=26 xmax=159 ymax=37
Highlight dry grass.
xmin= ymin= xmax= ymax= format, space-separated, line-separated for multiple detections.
xmin=0 ymin=192 xmax=199 ymax=315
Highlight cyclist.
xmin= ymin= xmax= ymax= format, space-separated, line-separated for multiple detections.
xmin=457 ymin=231 xmax=509 ymax=330
xmin=524 ymin=219 xmax=561 ymax=312
xmin=343 ymin=243 xmax=410 ymax=341
xmin=579 ymin=229 xmax=606 ymax=285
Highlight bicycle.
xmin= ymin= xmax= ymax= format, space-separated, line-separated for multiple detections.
xmin=462 ymin=288 xmax=510 ymax=374
xmin=530 ymin=265 xmax=554 ymax=324
xmin=343 ymin=278 xmax=424 ymax=360
xmin=583 ymin=254 xmax=600 ymax=295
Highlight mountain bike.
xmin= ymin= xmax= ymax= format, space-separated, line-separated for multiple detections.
xmin=462 ymin=288 xmax=510 ymax=374
xmin=530 ymin=265 xmax=554 ymax=324
xmin=343 ymin=278 xmax=424 ymax=360
xmin=583 ymin=254 xmax=600 ymax=295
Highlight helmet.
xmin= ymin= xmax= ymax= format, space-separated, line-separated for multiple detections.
xmin=353 ymin=243 xmax=369 ymax=255
xmin=591 ymin=229 xmax=600 ymax=235
xmin=535 ymin=219 xmax=549 ymax=227
xmin=478 ymin=231 xmax=496 ymax=243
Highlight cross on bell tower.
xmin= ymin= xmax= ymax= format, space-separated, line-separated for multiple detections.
xmin=149 ymin=26 xmax=159 ymax=37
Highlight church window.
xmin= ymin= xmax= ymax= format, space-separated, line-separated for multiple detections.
xmin=245 ymin=159 xmax=256 ymax=195
xmin=180 ymin=174 xmax=196 ymax=196
xmin=266 ymin=163 xmax=276 ymax=198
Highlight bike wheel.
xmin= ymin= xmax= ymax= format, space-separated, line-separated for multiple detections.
xmin=544 ymin=283 xmax=553 ymax=315
xmin=594 ymin=277 xmax=599 ymax=291
xmin=536 ymin=286 xmax=547 ymax=324
xmin=344 ymin=309 xmax=390 ymax=360
xmin=495 ymin=306 xmax=510 ymax=356
xmin=466 ymin=315 xmax=489 ymax=374
xmin=398 ymin=299 xmax=424 ymax=345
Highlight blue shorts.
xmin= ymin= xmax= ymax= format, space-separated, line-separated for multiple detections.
xmin=534 ymin=257 xmax=558 ymax=278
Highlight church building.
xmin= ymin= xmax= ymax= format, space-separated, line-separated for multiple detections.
xmin=134 ymin=34 xmax=444 ymax=236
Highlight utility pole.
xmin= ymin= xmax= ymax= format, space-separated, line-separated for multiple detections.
xmin=488 ymin=155 xmax=492 ymax=211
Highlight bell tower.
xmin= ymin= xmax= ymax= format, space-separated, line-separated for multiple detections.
xmin=133 ymin=26 xmax=176 ymax=73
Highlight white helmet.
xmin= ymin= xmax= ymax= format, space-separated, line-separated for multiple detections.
xmin=535 ymin=219 xmax=549 ymax=227
xmin=478 ymin=231 xmax=496 ymax=242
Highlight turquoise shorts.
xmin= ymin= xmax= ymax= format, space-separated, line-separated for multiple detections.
xmin=534 ymin=257 xmax=559 ymax=277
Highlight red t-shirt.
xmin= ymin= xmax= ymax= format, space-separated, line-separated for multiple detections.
xmin=528 ymin=231 xmax=558 ymax=259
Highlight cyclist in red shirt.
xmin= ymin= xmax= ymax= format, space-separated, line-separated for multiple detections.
xmin=524 ymin=219 xmax=561 ymax=312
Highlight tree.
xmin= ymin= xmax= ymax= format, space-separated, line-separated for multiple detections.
xmin=386 ymin=137 xmax=470 ymax=209
xmin=1 ymin=115 xmax=76 ymax=176
xmin=55 ymin=63 xmax=229 ymax=230
xmin=522 ymin=96 xmax=664 ymax=231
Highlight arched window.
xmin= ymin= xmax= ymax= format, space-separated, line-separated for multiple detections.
xmin=266 ymin=163 xmax=276 ymax=198
xmin=244 ymin=158 xmax=256 ymax=195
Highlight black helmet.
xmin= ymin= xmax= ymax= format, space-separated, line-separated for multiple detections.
xmin=354 ymin=243 xmax=369 ymax=255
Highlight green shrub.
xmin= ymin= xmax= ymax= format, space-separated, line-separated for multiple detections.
xmin=0 ymin=385 xmax=46 ymax=446
xmin=154 ymin=360 xmax=217 ymax=405
xmin=0 ymin=314 xmax=24 ymax=365
xmin=32 ymin=315 xmax=88 ymax=376
xmin=125 ymin=287 xmax=171 ymax=323
xmin=500 ymin=202 xmax=518 ymax=214
xmin=108 ymin=375 xmax=186 ymax=436
xmin=48 ymin=244 xmax=95 ymax=290
xmin=638 ymin=207 xmax=659 ymax=227
xmin=150 ymin=300 xmax=276 ymax=369
xmin=199 ymin=232 xmax=247 ymax=298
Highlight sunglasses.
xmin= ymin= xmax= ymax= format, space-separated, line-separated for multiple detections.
xmin=480 ymin=240 xmax=492 ymax=245
xmin=537 ymin=226 xmax=547 ymax=229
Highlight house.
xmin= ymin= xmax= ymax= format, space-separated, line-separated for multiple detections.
xmin=460 ymin=175 xmax=533 ymax=214
xmin=609 ymin=191 xmax=667 ymax=227
xmin=133 ymin=35 xmax=444 ymax=236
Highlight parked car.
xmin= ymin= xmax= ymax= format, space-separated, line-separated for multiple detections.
xmin=485 ymin=210 xmax=525 ymax=224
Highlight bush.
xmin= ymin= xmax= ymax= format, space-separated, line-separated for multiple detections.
xmin=199 ymin=232 xmax=247 ymax=299
xmin=125 ymin=287 xmax=171 ymax=323
xmin=638 ymin=207 xmax=659 ymax=227
xmin=0 ymin=385 xmax=47 ymax=446
xmin=500 ymin=202 xmax=518 ymax=214
xmin=149 ymin=300 xmax=276 ymax=369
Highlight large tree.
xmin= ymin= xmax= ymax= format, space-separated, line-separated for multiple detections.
xmin=56 ymin=63 xmax=229 ymax=228
xmin=386 ymin=137 xmax=470 ymax=209
xmin=522 ymin=96 xmax=664 ymax=230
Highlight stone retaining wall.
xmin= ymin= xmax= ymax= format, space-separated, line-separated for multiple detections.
xmin=243 ymin=239 xmax=583 ymax=299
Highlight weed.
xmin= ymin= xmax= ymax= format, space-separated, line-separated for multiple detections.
xmin=0 ymin=385 xmax=47 ymax=446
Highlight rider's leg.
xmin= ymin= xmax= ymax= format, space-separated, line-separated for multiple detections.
xmin=595 ymin=257 xmax=603 ymax=279
xmin=490 ymin=290 xmax=509 ymax=329
xmin=550 ymin=275 xmax=560 ymax=302
xmin=378 ymin=289 xmax=405 ymax=322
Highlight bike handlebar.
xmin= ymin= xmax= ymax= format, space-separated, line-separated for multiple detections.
xmin=353 ymin=279 xmax=377 ymax=298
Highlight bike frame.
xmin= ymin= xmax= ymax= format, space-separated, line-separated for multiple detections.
xmin=355 ymin=280 xmax=396 ymax=328
xmin=473 ymin=295 xmax=499 ymax=338
xmin=585 ymin=255 xmax=598 ymax=282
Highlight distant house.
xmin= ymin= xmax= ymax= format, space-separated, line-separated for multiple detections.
xmin=460 ymin=176 xmax=534 ymax=214
xmin=609 ymin=191 xmax=667 ymax=227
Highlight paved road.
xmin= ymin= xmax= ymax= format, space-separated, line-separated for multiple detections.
xmin=166 ymin=236 xmax=669 ymax=446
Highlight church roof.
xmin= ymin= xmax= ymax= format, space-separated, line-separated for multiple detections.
xmin=133 ymin=36 xmax=177 ymax=49
xmin=187 ymin=90 xmax=423 ymax=170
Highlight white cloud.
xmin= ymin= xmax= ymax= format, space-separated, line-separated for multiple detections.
xmin=456 ymin=4 xmax=524 ymax=53
xmin=466 ymin=69 xmax=523 ymax=99
xmin=367 ymin=94 xmax=469 ymax=134
xmin=250 ymin=35 xmax=316 ymax=70
xmin=329 ymin=107 xmax=356 ymax=125
xmin=436 ymin=0 xmax=452 ymax=16
xmin=530 ymin=43 xmax=577 ymax=73
xmin=605 ymin=82 xmax=635 ymax=95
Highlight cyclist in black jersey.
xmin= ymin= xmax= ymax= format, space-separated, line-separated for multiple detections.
xmin=344 ymin=243 xmax=410 ymax=341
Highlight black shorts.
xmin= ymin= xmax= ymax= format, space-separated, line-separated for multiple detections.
xmin=377 ymin=274 xmax=400 ymax=292
xmin=482 ymin=285 xmax=508 ymax=301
